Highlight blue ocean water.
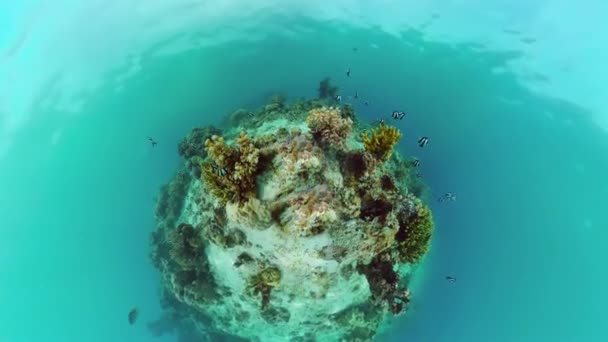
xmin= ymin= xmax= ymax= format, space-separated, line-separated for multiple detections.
xmin=1 ymin=1 xmax=607 ymax=341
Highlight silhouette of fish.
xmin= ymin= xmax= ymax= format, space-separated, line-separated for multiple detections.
xmin=147 ymin=136 xmax=157 ymax=147
xmin=128 ymin=307 xmax=139 ymax=325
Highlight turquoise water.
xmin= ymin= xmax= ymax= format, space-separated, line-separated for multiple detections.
xmin=1 ymin=1 xmax=607 ymax=341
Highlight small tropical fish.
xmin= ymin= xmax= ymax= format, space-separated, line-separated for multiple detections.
xmin=446 ymin=275 xmax=456 ymax=283
xmin=211 ymin=163 xmax=229 ymax=176
xmin=335 ymin=95 xmax=342 ymax=102
xmin=418 ymin=136 xmax=429 ymax=148
xmin=412 ymin=159 xmax=420 ymax=168
xmin=392 ymin=111 xmax=406 ymax=120
xmin=354 ymin=91 xmax=359 ymax=99
xmin=503 ymin=28 xmax=521 ymax=35
xmin=147 ymin=136 xmax=157 ymax=147
xmin=521 ymin=37 xmax=537 ymax=44
xmin=415 ymin=172 xmax=423 ymax=178
xmin=346 ymin=67 xmax=351 ymax=77
xmin=128 ymin=307 xmax=139 ymax=325
xmin=438 ymin=192 xmax=456 ymax=202
xmin=364 ymin=101 xmax=370 ymax=106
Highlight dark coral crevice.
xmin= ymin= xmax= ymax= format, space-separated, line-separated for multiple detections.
xmin=356 ymin=254 xmax=410 ymax=315
xmin=359 ymin=197 xmax=393 ymax=223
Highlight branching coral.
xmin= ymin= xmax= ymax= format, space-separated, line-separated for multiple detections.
xmin=361 ymin=124 xmax=402 ymax=162
xmin=201 ymin=132 xmax=261 ymax=204
xmin=306 ymin=106 xmax=353 ymax=147
xmin=246 ymin=266 xmax=282 ymax=310
xmin=394 ymin=199 xmax=434 ymax=263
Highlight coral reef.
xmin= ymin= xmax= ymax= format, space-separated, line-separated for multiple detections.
xmin=201 ymin=132 xmax=260 ymax=204
xmin=150 ymin=221 xmax=220 ymax=309
xmin=362 ymin=123 xmax=402 ymax=162
xmin=306 ymin=106 xmax=353 ymax=148
xmin=178 ymin=125 xmax=223 ymax=160
xmin=154 ymin=168 xmax=192 ymax=227
xmin=357 ymin=253 xmax=411 ymax=315
xmin=178 ymin=126 xmax=223 ymax=179
xmin=149 ymin=83 xmax=436 ymax=341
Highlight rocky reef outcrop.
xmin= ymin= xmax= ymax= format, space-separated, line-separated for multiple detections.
xmin=149 ymin=80 xmax=434 ymax=342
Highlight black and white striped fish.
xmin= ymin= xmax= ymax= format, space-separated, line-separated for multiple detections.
xmin=418 ymin=136 xmax=429 ymax=148
xmin=392 ymin=111 xmax=405 ymax=120
xmin=211 ymin=162 xmax=229 ymax=176
xmin=336 ymin=95 xmax=342 ymax=102
xmin=412 ymin=159 xmax=421 ymax=168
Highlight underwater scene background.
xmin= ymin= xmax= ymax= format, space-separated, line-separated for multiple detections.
xmin=1 ymin=1 xmax=607 ymax=341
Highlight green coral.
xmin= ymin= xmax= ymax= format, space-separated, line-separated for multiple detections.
xmin=168 ymin=223 xmax=203 ymax=269
xmin=395 ymin=200 xmax=434 ymax=263
xmin=155 ymin=169 xmax=191 ymax=226
xmin=201 ymin=132 xmax=260 ymax=204
xmin=361 ymin=124 xmax=402 ymax=162
xmin=165 ymin=223 xmax=220 ymax=302
xmin=246 ymin=266 xmax=282 ymax=310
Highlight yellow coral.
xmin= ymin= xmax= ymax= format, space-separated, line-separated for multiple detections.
xmin=362 ymin=124 xmax=402 ymax=162
xmin=306 ymin=106 xmax=353 ymax=147
xmin=201 ymin=132 xmax=260 ymax=204
xmin=204 ymin=135 xmax=233 ymax=167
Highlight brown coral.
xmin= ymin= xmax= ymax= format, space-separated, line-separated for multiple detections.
xmin=306 ymin=106 xmax=353 ymax=147
xmin=246 ymin=266 xmax=282 ymax=310
xmin=361 ymin=124 xmax=402 ymax=162
xmin=201 ymin=132 xmax=261 ymax=204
